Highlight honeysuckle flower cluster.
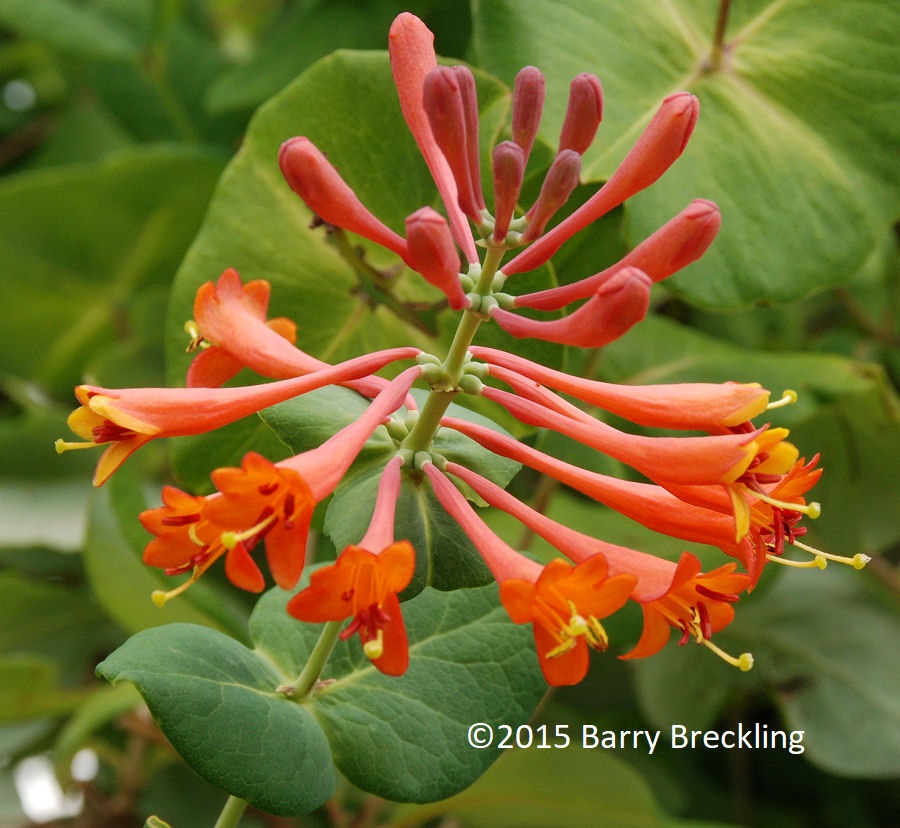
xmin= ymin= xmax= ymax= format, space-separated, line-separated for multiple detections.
xmin=58 ymin=12 xmax=869 ymax=687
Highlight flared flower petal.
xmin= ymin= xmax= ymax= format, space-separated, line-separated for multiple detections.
xmin=501 ymin=557 xmax=635 ymax=686
xmin=188 ymin=268 xmax=312 ymax=386
xmin=621 ymin=553 xmax=752 ymax=670
xmin=288 ymin=541 xmax=415 ymax=676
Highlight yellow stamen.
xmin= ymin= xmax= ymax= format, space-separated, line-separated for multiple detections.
xmin=184 ymin=320 xmax=207 ymax=352
xmin=766 ymin=553 xmax=827 ymax=570
xmin=751 ymin=488 xmax=821 ymax=518
xmin=151 ymin=573 xmax=199 ymax=606
xmin=767 ymin=389 xmax=798 ymax=410
xmin=701 ymin=638 xmax=754 ymax=671
xmin=221 ymin=514 xmax=278 ymax=549
xmin=545 ymin=637 xmax=578 ymax=659
xmin=363 ymin=629 xmax=384 ymax=660
xmin=55 ymin=438 xmax=97 ymax=453
xmin=791 ymin=539 xmax=871 ymax=570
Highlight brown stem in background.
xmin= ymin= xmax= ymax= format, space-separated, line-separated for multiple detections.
xmin=709 ymin=0 xmax=732 ymax=70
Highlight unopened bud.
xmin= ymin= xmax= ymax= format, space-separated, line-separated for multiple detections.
xmin=491 ymin=141 xmax=525 ymax=242
xmin=504 ymin=92 xmax=700 ymax=276
xmin=423 ymin=66 xmax=483 ymax=222
xmin=279 ymin=137 xmax=408 ymax=258
xmin=405 ymin=207 xmax=467 ymax=309
xmin=515 ymin=199 xmax=721 ymax=310
xmin=491 ymin=266 xmax=651 ymax=347
xmin=512 ymin=66 xmax=546 ymax=160
xmin=523 ymin=149 xmax=581 ymax=241
xmin=558 ymin=73 xmax=603 ymax=154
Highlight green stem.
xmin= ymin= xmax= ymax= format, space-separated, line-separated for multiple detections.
xmin=401 ymin=244 xmax=507 ymax=457
xmin=213 ymin=795 xmax=248 ymax=828
xmin=287 ymin=620 xmax=345 ymax=699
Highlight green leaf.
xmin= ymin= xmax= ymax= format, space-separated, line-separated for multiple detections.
xmin=0 ymin=656 xmax=84 ymax=722
xmin=472 ymin=0 xmax=899 ymax=307
xmin=0 ymin=0 xmax=140 ymax=61
xmin=97 ymin=623 xmax=336 ymax=816
xmin=98 ymin=578 xmax=546 ymax=810
xmin=251 ymin=581 xmax=547 ymax=803
xmin=0 ymin=148 xmax=224 ymax=395
xmin=737 ymin=570 xmax=900 ymax=778
xmin=393 ymin=746 xmax=664 ymax=827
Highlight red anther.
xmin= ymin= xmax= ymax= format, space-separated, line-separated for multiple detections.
xmin=558 ymin=73 xmax=603 ymax=154
xmin=491 ymin=141 xmax=525 ymax=242
xmin=696 ymin=585 xmax=739 ymax=604
xmin=511 ymin=66 xmax=545 ymax=160
xmin=161 ymin=513 xmax=201 ymax=527
xmin=523 ymin=149 xmax=581 ymax=242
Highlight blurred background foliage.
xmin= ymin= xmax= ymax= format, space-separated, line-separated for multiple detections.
xmin=0 ymin=0 xmax=897 ymax=826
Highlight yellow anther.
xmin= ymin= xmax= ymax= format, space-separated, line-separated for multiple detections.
xmin=363 ymin=629 xmax=385 ymax=660
xmin=767 ymin=389 xmax=798 ymax=410
xmin=151 ymin=575 xmax=198 ymax=607
xmin=545 ymin=637 xmax=578 ymax=659
xmin=701 ymin=638 xmax=754 ymax=671
xmin=791 ymin=539 xmax=871 ymax=570
xmin=184 ymin=320 xmax=206 ymax=352
xmin=55 ymin=438 xmax=97 ymax=453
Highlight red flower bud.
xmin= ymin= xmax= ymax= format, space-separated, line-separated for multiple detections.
xmin=491 ymin=141 xmax=525 ymax=242
xmin=558 ymin=73 xmax=603 ymax=154
xmin=511 ymin=65 xmax=546 ymax=160
xmin=523 ymin=149 xmax=581 ymax=242
xmin=405 ymin=207 xmax=467 ymax=309
xmin=515 ymin=199 xmax=721 ymax=310
xmin=423 ymin=66 xmax=483 ymax=222
xmin=279 ymin=137 xmax=408 ymax=259
xmin=505 ymin=92 xmax=700 ymax=275
xmin=491 ymin=266 xmax=651 ymax=347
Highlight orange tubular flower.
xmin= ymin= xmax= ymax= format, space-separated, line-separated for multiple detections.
xmin=139 ymin=367 xmax=422 ymax=601
xmin=188 ymin=269 xmax=395 ymax=399
xmin=56 ymin=348 xmax=420 ymax=486
xmin=288 ymin=456 xmax=416 ymax=676
xmin=478 ymin=384 xmax=778 ymax=488
xmin=621 ymin=553 xmax=752 ymax=670
xmin=186 ymin=268 xmax=303 ymax=387
xmin=441 ymin=417 xmax=743 ymax=552
xmin=423 ymin=462 xmax=635 ymax=686
xmin=444 ymin=461 xmax=752 ymax=669
xmin=469 ymin=345 xmax=770 ymax=432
